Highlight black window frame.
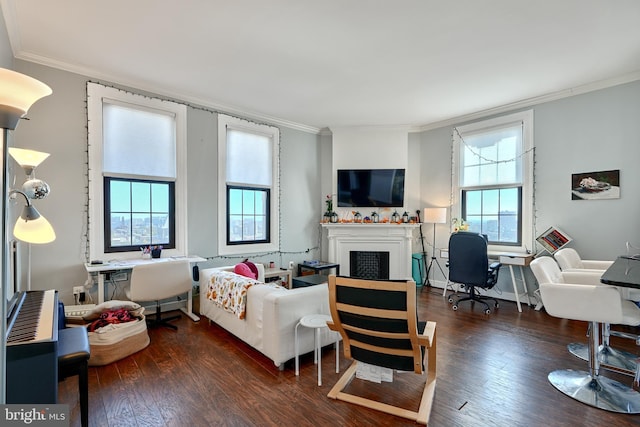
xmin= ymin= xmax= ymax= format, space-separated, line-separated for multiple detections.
xmin=461 ymin=186 xmax=522 ymax=246
xmin=226 ymin=185 xmax=270 ymax=246
xmin=104 ymin=177 xmax=176 ymax=253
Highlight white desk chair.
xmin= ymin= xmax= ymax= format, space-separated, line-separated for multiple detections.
xmin=126 ymin=260 xmax=192 ymax=330
xmin=531 ymin=256 xmax=640 ymax=413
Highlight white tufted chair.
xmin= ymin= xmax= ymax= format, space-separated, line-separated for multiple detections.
xmin=555 ymin=247 xmax=640 ymax=302
xmin=534 ymin=255 xmax=639 ymax=372
xmin=530 ymin=256 xmax=640 ymax=413
xmin=554 ymin=247 xmax=640 ymax=371
xmin=554 ymin=247 xmax=613 ymax=271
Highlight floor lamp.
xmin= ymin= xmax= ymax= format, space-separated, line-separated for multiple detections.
xmin=423 ymin=207 xmax=447 ymax=287
xmin=0 ymin=67 xmax=52 ymax=404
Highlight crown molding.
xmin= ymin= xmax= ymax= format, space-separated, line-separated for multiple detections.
xmin=413 ymin=70 xmax=640 ymax=133
xmin=11 ymin=49 xmax=640 ymax=137
xmin=13 ymin=50 xmax=323 ymax=135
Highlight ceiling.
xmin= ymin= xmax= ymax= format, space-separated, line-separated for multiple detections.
xmin=2 ymin=0 xmax=640 ymax=132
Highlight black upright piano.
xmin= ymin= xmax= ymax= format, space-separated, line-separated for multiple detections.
xmin=5 ymin=289 xmax=59 ymax=403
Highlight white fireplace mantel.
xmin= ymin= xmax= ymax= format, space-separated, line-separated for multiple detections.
xmin=322 ymin=223 xmax=420 ymax=280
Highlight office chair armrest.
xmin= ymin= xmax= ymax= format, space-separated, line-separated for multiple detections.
xmin=489 ymin=262 xmax=502 ymax=270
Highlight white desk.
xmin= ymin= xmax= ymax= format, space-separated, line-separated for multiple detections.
xmin=84 ymin=255 xmax=206 ymax=322
xmin=494 ymin=252 xmax=534 ymax=313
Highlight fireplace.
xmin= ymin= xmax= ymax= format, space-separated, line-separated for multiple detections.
xmin=350 ymin=251 xmax=390 ymax=280
xmin=322 ymin=223 xmax=419 ymax=280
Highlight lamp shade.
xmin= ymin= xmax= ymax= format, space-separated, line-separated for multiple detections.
xmin=9 ymin=190 xmax=56 ymax=244
xmin=424 ymin=207 xmax=447 ymax=224
xmin=0 ymin=68 xmax=52 ymax=130
xmin=9 ymin=147 xmax=50 ymax=174
xmin=13 ymin=208 xmax=56 ymax=244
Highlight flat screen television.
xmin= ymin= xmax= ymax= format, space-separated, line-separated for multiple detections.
xmin=337 ymin=168 xmax=405 ymax=208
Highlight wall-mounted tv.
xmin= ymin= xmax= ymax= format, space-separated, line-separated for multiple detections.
xmin=337 ymin=169 xmax=405 ymax=208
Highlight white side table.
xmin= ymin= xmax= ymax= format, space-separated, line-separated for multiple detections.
xmin=295 ymin=314 xmax=339 ymax=386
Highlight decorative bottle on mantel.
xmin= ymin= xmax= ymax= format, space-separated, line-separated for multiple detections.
xmin=371 ymin=211 xmax=379 ymax=223
xmin=391 ymin=210 xmax=400 ymax=223
xmin=354 ymin=211 xmax=362 ymax=223
xmin=402 ymin=211 xmax=409 ymax=223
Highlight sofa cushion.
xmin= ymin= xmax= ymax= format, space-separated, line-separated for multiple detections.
xmin=234 ymin=262 xmax=256 ymax=279
xmin=243 ymin=259 xmax=259 ymax=278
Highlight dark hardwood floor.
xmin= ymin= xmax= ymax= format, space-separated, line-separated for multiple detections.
xmin=58 ymin=287 xmax=640 ymax=427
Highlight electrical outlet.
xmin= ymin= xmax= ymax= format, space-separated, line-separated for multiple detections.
xmin=111 ymin=272 xmax=128 ymax=282
xmin=73 ymin=286 xmax=84 ymax=295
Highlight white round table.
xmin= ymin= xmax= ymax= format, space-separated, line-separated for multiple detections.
xmin=294 ymin=313 xmax=339 ymax=386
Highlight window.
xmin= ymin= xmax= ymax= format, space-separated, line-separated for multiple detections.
xmin=105 ymin=178 xmax=175 ymax=252
xmin=218 ymin=114 xmax=279 ymax=255
xmin=227 ymin=186 xmax=269 ymax=244
xmin=452 ymin=110 xmax=533 ymax=252
xmin=87 ymin=83 xmax=187 ymax=260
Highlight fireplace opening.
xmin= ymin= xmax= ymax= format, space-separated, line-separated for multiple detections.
xmin=349 ymin=251 xmax=390 ymax=280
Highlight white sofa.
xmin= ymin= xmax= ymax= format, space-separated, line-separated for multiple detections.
xmin=199 ymin=265 xmax=337 ymax=368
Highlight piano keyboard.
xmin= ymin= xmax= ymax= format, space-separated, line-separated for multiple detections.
xmin=6 ymin=289 xmax=56 ymax=344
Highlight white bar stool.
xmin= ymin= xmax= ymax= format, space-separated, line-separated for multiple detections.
xmin=295 ymin=313 xmax=339 ymax=386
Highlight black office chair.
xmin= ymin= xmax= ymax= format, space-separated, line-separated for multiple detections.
xmin=447 ymin=231 xmax=501 ymax=314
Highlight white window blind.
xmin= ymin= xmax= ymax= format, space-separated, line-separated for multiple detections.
xmin=226 ymin=128 xmax=272 ymax=186
xmin=103 ymin=103 xmax=176 ymax=178
xmin=460 ymin=122 xmax=522 ymax=188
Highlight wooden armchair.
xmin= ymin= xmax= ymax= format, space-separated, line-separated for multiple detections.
xmin=326 ymin=275 xmax=437 ymax=425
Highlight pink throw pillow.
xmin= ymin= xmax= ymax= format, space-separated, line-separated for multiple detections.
xmin=234 ymin=263 xmax=256 ymax=279
xmin=243 ymin=260 xmax=259 ymax=279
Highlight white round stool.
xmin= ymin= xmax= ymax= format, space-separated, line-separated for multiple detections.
xmin=294 ymin=313 xmax=339 ymax=386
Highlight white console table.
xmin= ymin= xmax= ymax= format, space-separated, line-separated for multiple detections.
xmin=84 ymin=255 xmax=206 ymax=321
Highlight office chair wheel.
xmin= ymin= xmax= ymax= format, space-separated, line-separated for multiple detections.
xmin=448 ymin=297 xmax=454 ymax=303
xmin=484 ymin=308 xmax=491 ymax=315
xmin=452 ymin=304 xmax=458 ymax=311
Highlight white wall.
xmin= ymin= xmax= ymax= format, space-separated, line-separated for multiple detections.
xmin=7 ymin=59 xmax=640 ymax=306
xmin=329 ymin=126 xmax=420 ymax=219
xmin=418 ymin=81 xmax=640 ymax=296
xmin=10 ymin=61 xmax=324 ymax=304
xmin=0 ymin=9 xmax=11 ymax=68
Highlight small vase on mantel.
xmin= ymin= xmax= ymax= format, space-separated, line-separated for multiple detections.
xmin=330 ymin=212 xmax=339 ymax=223
xmin=323 ymin=211 xmax=332 ymax=223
